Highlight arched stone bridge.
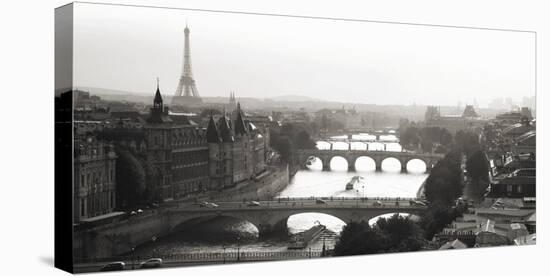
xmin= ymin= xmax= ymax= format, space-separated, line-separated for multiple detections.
xmin=166 ymin=199 xmax=426 ymax=237
xmin=297 ymin=149 xmax=444 ymax=173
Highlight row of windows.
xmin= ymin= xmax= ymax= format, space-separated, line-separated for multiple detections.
xmin=176 ymin=180 xmax=207 ymax=195
xmin=173 ymin=165 xmax=209 ymax=180
xmin=79 ymin=191 xmax=114 ymax=218
xmin=80 ymin=168 xmax=114 ymax=188
xmin=506 ymin=184 xmax=523 ymax=193
xmin=172 ymin=151 xmax=208 ymax=164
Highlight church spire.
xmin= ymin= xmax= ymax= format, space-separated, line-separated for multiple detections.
xmin=154 ymin=77 xmax=163 ymax=108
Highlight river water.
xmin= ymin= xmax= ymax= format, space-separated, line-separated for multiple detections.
xmin=131 ymin=134 xmax=428 ymax=257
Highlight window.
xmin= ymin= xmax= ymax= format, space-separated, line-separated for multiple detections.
xmin=80 ymin=200 xmax=85 ymax=217
xmin=517 ymin=185 xmax=523 ymax=193
xmin=81 ymin=174 xmax=85 ymax=187
xmin=507 ymin=184 xmax=513 ymax=193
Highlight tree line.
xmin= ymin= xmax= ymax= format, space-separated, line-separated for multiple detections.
xmin=269 ymin=123 xmax=317 ymax=168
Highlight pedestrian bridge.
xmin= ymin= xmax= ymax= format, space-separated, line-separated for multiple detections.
xmin=297 ymin=149 xmax=443 ymax=173
xmin=166 ymin=198 xmax=426 ymax=237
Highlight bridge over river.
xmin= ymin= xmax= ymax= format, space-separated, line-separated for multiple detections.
xmin=298 ymin=149 xmax=444 ymax=173
xmin=167 ymin=198 xmax=426 ymax=237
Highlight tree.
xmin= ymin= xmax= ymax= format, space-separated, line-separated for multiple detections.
xmin=295 ymin=130 xmax=316 ymax=149
xmin=400 ymin=127 xmax=420 ymax=149
xmin=455 ymin=130 xmax=480 ymax=157
xmin=419 ymin=203 xmax=462 ymax=240
xmin=400 ymin=126 xmax=452 ymax=153
xmin=334 ymin=215 xmax=426 ymax=256
xmin=465 ymin=150 xmax=490 ymax=201
xmin=424 ymin=151 xmax=462 ymax=206
xmin=270 ymin=123 xmax=317 ymax=166
xmin=333 ymin=222 xmax=387 ymax=256
xmin=374 ymin=214 xmax=425 ymax=252
xmin=115 ymin=148 xmax=146 ymax=208
xmin=466 ymin=150 xmax=489 ymax=182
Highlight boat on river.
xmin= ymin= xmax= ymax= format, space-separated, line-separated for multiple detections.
xmin=288 ymin=223 xmax=326 ymax=249
xmin=346 ymin=176 xmax=364 ymax=190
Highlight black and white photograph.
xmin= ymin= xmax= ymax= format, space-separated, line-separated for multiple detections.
xmin=52 ymin=1 xmax=541 ymax=273
xmin=3 ymin=0 xmax=548 ymax=275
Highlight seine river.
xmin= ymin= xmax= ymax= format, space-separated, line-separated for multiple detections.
xmin=131 ymin=134 xmax=428 ymax=257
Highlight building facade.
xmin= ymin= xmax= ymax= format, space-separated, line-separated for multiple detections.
xmin=206 ymin=103 xmax=268 ymax=190
xmin=425 ymin=105 xmax=487 ymax=134
xmin=145 ymin=85 xmax=210 ymax=200
xmin=74 ymin=135 xmax=117 ymax=222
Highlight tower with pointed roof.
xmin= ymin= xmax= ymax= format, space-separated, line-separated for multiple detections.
xmin=148 ymin=79 xmax=172 ymax=124
xmin=233 ymin=103 xmax=248 ymax=136
xmin=144 ymin=80 xmax=174 ymax=199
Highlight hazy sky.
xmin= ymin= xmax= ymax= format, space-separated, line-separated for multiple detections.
xmin=73 ymin=2 xmax=535 ymax=107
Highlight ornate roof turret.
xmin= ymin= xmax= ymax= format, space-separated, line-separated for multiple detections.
xmin=218 ymin=115 xmax=234 ymax=142
xmin=234 ymin=102 xmax=248 ymax=136
xmin=205 ymin=115 xmax=221 ymax=143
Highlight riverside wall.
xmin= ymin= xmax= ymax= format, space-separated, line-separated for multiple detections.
xmin=201 ymin=164 xmax=290 ymax=202
xmin=74 ymin=164 xmax=290 ymax=260
xmin=73 ymin=209 xmax=171 ymax=260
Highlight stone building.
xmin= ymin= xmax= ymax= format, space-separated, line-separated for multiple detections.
xmin=425 ymin=105 xmax=487 ymax=134
xmin=73 ymin=135 xmax=117 ymax=222
xmin=494 ymin=107 xmax=533 ymax=126
xmin=206 ymin=103 xmax=268 ymax=190
xmin=144 ymin=84 xmax=210 ymax=200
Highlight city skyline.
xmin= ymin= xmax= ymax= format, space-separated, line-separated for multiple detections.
xmin=72 ymin=3 xmax=535 ymax=108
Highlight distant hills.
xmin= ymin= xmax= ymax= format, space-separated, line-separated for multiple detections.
xmin=68 ymin=86 xmax=507 ymax=121
xmin=268 ymin=95 xmax=324 ymax=102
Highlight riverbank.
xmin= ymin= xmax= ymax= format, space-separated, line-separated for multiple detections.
xmin=199 ymin=164 xmax=290 ymax=202
xmin=416 ymin=179 xmax=427 ymax=199
xmin=73 ymin=164 xmax=290 ymax=259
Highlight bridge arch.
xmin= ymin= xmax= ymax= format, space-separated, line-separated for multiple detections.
xmin=328 ymin=156 xmax=349 ymax=172
xmin=406 ymin=158 xmax=429 ymax=174
xmin=287 ymin=212 xmax=347 ymax=234
xmin=354 ymin=156 xmax=376 ymax=172
xmin=304 ymin=156 xmax=323 ymax=171
xmin=380 ymin=157 xmax=402 ymax=173
xmin=170 ymin=214 xmax=262 ymax=236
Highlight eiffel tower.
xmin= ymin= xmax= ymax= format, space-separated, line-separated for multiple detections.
xmin=172 ymin=24 xmax=202 ymax=107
